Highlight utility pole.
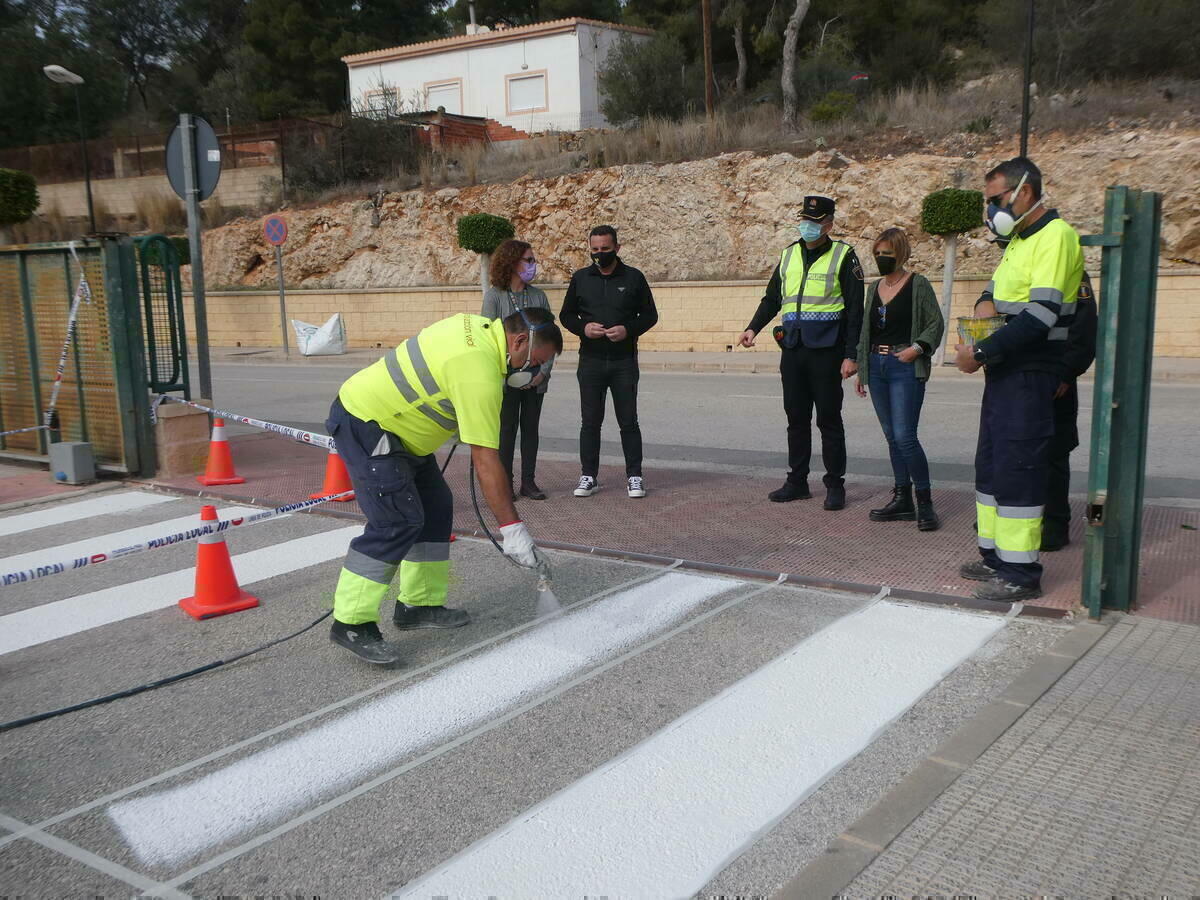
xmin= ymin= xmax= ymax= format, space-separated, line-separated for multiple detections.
xmin=1020 ymin=0 xmax=1034 ymax=156
xmin=701 ymin=0 xmax=715 ymax=119
xmin=180 ymin=113 xmax=213 ymax=402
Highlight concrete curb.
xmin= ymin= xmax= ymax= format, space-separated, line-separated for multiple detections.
xmin=772 ymin=616 xmax=1112 ymax=899
xmin=0 ymin=479 xmax=122 ymax=513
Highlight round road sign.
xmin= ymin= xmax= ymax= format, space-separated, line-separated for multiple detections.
xmin=165 ymin=116 xmax=222 ymax=202
xmin=264 ymin=215 xmax=288 ymax=246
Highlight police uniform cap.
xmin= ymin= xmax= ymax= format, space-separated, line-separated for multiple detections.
xmin=800 ymin=195 xmax=835 ymax=221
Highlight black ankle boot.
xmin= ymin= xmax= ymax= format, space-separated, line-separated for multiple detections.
xmin=915 ymin=488 xmax=940 ymax=531
xmin=870 ymin=486 xmax=915 ymax=521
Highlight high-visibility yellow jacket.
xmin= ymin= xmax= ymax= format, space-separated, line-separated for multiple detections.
xmin=338 ymin=314 xmax=506 ymax=456
xmin=779 ymin=239 xmax=851 ymax=349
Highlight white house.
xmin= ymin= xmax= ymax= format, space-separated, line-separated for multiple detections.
xmin=342 ymin=18 xmax=652 ymax=134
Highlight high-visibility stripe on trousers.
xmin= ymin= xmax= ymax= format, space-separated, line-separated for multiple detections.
xmin=326 ymin=397 xmax=454 ymax=625
xmin=974 ymin=369 xmax=1058 ymax=589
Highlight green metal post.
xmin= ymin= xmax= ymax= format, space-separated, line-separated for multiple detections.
xmin=104 ymin=237 xmax=156 ymax=476
xmin=16 ymin=254 xmax=47 ymax=455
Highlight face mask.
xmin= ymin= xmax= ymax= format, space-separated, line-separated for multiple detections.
xmin=796 ymin=221 xmax=824 ymax=243
xmin=986 ymin=173 xmax=1043 ymax=237
xmin=517 ymin=261 xmax=537 ymax=284
xmin=875 ymin=255 xmax=898 ymax=276
xmin=506 ymin=309 xmax=545 ymax=388
xmin=591 ymin=249 xmax=617 ymax=269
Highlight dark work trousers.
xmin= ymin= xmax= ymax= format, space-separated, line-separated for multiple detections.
xmin=780 ymin=344 xmax=847 ymax=489
xmin=577 ymin=354 xmax=642 ymax=478
xmin=499 ymin=386 xmax=545 ymax=484
xmin=325 ymin=397 xmax=454 ymax=615
xmin=1044 ymin=383 xmax=1080 ymax=542
xmin=974 ymin=370 xmax=1058 ymax=589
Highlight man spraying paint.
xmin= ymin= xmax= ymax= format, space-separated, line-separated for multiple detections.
xmin=325 ymin=309 xmax=563 ymax=664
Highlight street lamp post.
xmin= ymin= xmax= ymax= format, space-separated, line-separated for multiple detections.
xmin=43 ymin=65 xmax=96 ymax=234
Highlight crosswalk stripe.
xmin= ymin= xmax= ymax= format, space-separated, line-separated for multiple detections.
xmin=392 ymin=600 xmax=1005 ymax=899
xmin=0 ymin=491 xmax=173 ymax=539
xmin=106 ymin=571 xmax=734 ymax=868
xmin=0 ymin=526 xmax=360 ymax=657
xmin=0 ymin=507 xmax=264 ymax=576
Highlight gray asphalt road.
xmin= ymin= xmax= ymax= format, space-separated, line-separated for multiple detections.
xmin=206 ymin=362 xmax=1200 ymax=501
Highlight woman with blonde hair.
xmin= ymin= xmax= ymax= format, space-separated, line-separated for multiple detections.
xmin=855 ymin=227 xmax=944 ymax=531
xmin=482 ymin=238 xmax=554 ymax=500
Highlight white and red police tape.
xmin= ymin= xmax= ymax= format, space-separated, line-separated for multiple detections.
xmin=0 ymin=242 xmax=92 ymax=440
xmin=151 ymin=395 xmax=335 ymax=450
xmin=0 ymin=490 xmax=352 ymax=588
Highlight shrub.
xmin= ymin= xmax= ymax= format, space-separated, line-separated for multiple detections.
xmin=964 ymin=115 xmax=993 ymax=134
xmin=141 ymin=235 xmax=190 ymax=267
xmin=456 ymin=213 xmax=514 ymax=254
xmin=0 ymin=169 xmax=38 ymax=227
xmin=921 ymin=188 xmax=983 ymax=235
xmin=599 ymin=32 xmax=699 ymax=125
xmin=809 ymin=90 xmax=857 ymax=123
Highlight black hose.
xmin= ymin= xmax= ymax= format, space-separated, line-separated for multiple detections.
xmin=0 ymin=610 xmax=332 ymax=734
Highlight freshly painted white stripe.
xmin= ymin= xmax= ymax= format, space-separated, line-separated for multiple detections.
xmin=394 ymin=600 xmax=1005 ymax=899
xmin=107 ymin=571 xmax=733 ymax=867
xmin=0 ymin=507 xmax=263 ymax=575
xmin=0 ymin=526 xmax=359 ymax=657
xmin=0 ymin=491 xmax=173 ymax=539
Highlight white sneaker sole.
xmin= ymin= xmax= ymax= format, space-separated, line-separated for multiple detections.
xmin=574 ymin=485 xmax=599 ymax=497
xmin=627 ymin=489 xmax=646 ymax=498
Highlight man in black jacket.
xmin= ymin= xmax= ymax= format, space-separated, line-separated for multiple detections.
xmin=560 ymin=225 xmax=659 ymax=499
xmin=738 ymin=196 xmax=864 ymax=511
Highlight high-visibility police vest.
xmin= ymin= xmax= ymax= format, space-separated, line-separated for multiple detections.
xmin=779 ymin=240 xmax=850 ymax=349
xmin=987 ymin=215 xmax=1083 ymax=344
xmin=338 ymin=314 xmax=506 ymax=457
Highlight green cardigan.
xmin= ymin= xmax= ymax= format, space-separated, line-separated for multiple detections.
xmin=855 ymin=272 xmax=945 ymax=384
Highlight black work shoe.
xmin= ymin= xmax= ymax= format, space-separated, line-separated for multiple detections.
xmin=973 ymin=577 xmax=1043 ymax=603
xmin=520 ymin=480 xmax=547 ymax=501
xmin=330 ymin=620 xmax=403 ymax=665
xmin=915 ymin=489 xmax=940 ymax=532
xmin=393 ymin=603 xmax=471 ymax=630
xmin=823 ymin=485 xmax=846 ymax=511
xmin=959 ymin=560 xmax=998 ymax=582
xmin=870 ymin=486 xmax=915 ymax=521
xmin=769 ymin=481 xmax=811 ymax=502
xmin=1040 ymin=528 xmax=1070 ymax=552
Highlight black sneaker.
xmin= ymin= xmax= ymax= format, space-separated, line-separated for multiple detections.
xmin=823 ymin=484 xmax=846 ymax=511
xmin=393 ymin=603 xmax=471 ymax=630
xmin=330 ymin=620 xmax=403 ymax=665
xmin=973 ymin=577 xmax=1043 ymax=603
xmin=958 ymin=560 xmax=998 ymax=582
xmin=768 ymin=481 xmax=811 ymax=502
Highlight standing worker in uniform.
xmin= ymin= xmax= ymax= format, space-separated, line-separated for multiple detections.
xmin=738 ymin=195 xmax=864 ymax=511
xmin=976 ymin=269 xmax=1097 ymax=552
xmin=325 ymin=309 xmax=563 ymax=664
xmin=956 ymin=157 xmax=1083 ymax=602
xmin=560 ymin=225 xmax=659 ymax=499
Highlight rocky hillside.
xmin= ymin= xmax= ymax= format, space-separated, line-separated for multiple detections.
xmin=204 ymin=128 xmax=1200 ymax=289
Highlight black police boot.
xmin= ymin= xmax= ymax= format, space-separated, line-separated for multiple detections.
xmin=768 ymin=480 xmax=812 ymax=502
xmin=1041 ymin=522 xmax=1070 ymax=552
xmin=393 ymin=603 xmax=471 ymax=630
xmin=330 ymin=620 xmax=403 ymax=665
xmin=915 ymin=488 xmax=940 ymax=532
xmin=823 ymin=484 xmax=846 ymax=511
xmin=519 ymin=479 xmax=547 ymax=501
xmin=870 ymin=486 xmax=915 ymax=522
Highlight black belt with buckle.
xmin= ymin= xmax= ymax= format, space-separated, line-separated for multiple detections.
xmin=873 ymin=343 xmax=906 ymax=355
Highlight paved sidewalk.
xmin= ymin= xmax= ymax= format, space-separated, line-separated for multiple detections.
xmin=146 ymin=433 xmax=1200 ymax=622
xmin=788 ymin=614 xmax=1200 ymax=898
xmin=210 ymin=346 xmax=1200 ymax=382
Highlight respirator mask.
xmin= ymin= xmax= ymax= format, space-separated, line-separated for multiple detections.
xmin=986 ymin=172 xmax=1043 ymax=238
xmin=506 ymin=308 xmax=550 ymax=388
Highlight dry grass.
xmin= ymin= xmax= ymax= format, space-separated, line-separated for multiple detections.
xmin=132 ymin=191 xmax=187 ymax=233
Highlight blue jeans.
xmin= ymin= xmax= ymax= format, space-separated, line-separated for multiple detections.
xmin=868 ymin=353 xmax=931 ymax=491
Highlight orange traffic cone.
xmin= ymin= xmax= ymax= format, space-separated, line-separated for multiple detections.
xmin=196 ymin=418 xmax=245 ymax=486
xmin=179 ymin=505 xmax=259 ymax=620
xmin=310 ymin=446 xmax=355 ymax=501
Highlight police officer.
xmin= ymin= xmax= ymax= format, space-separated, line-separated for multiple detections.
xmin=955 ymin=157 xmax=1084 ymax=602
xmin=976 ymin=271 xmax=1097 ymax=552
xmin=325 ymin=308 xmax=563 ymax=664
xmin=738 ymin=195 xmax=864 ymax=511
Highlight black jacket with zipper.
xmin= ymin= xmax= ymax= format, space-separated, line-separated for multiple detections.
xmin=560 ymin=258 xmax=659 ymax=360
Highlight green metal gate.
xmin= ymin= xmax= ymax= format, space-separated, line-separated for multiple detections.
xmin=0 ymin=237 xmax=155 ymax=474
xmin=134 ymin=234 xmax=190 ymax=397
xmin=1082 ymin=186 xmax=1163 ymax=617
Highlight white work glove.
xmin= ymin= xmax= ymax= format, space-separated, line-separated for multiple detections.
xmin=499 ymin=520 xmax=544 ymax=569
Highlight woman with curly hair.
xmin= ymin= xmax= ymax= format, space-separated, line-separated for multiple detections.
xmin=482 ymin=238 xmax=555 ymax=500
